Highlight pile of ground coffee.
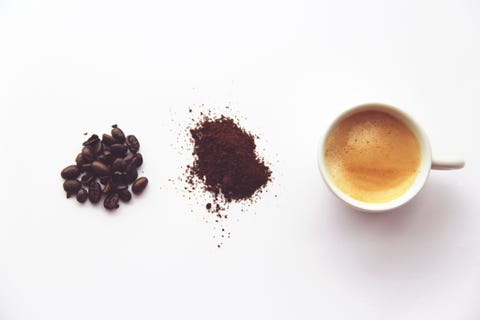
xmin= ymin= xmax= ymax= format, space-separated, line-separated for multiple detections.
xmin=187 ymin=115 xmax=271 ymax=212
xmin=61 ymin=125 xmax=148 ymax=211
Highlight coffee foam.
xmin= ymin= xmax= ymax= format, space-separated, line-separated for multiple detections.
xmin=325 ymin=111 xmax=421 ymax=203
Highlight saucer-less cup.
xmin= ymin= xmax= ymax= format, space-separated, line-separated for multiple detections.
xmin=317 ymin=103 xmax=465 ymax=212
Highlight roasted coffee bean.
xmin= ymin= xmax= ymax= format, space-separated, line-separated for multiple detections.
xmin=93 ymin=141 xmax=103 ymax=155
xmin=81 ymin=163 xmax=92 ymax=172
xmin=112 ymin=158 xmax=123 ymax=171
xmin=91 ymin=160 xmax=111 ymax=176
xmin=115 ymin=184 xmax=128 ymax=191
xmin=88 ymin=182 xmax=102 ymax=203
xmin=98 ymin=150 xmax=114 ymax=165
xmin=111 ymin=126 xmax=126 ymax=143
xmin=132 ymin=177 xmax=148 ymax=195
xmin=126 ymin=135 xmax=140 ymax=153
xmin=134 ymin=153 xmax=143 ymax=167
xmin=81 ymin=146 xmax=95 ymax=163
xmin=111 ymin=171 xmax=124 ymax=185
xmin=123 ymin=153 xmax=135 ymax=163
xmin=75 ymin=153 xmax=86 ymax=166
xmin=61 ymin=165 xmax=80 ymax=179
xmin=125 ymin=168 xmax=138 ymax=184
xmin=63 ymin=179 xmax=81 ymax=195
xmin=104 ymin=192 xmax=119 ymax=210
xmin=83 ymin=134 xmax=100 ymax=147
xmin=103 ymin=182 xmax=112 ymax=194
xmin=99 ymin=176 xmax=110 ymax=185
xmin=124 ymin=158 xmax=136 ymax=173
xmin=76 ymin=189 xmax=88 ymax=203
xmin=81 ymin=173 xmax=95 ymax=186
xmin=102 ymin=133 xmax=116 ymax=146
xmin=110 ymin=144 xmax=127 ymax=156
xmin=118 ymin=189 xmax=132 ymax=202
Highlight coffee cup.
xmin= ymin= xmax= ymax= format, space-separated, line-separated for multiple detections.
xmin=317 ymin=103 xmax=465 ymax=212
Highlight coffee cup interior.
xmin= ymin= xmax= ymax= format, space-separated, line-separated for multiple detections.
xmin=318 ymin=103 xmax=432 ymax=212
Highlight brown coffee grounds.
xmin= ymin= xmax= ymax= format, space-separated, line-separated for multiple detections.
xmin=187 ymin=115 xmax=271 ymax=212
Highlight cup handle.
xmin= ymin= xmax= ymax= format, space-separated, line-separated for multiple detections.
xmin=432 ymin=157 xmax=465 ymax=170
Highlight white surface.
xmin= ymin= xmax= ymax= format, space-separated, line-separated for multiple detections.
xmin=1 ymin=0 xmax=479 ymax=319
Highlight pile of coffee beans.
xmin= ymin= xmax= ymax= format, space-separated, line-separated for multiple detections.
xmin=61 ymin=125 xmax=148 ymax=210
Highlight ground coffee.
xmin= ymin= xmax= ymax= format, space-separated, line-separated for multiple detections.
xmin=187 ymin=115 xmax=272 ymax=212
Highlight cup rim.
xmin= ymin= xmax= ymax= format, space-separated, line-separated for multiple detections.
xmin=317 ymin=103 xmax=432 ymax=213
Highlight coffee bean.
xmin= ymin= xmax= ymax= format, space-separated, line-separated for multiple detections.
xmin=118 ymin=189 xmax=132 ymax=202
xmin=132 ymin=177 xmax=148 ymax=195
xmin=76 ymin=188 xmax=88 ymax=203
xmin=102 ymin=133 xmax=116 ymax=146
xmin=81 ymin=163 xmax=92 ymax=172
xmin=134 ymin=153 xmax=143 ymax=167
xmin=111 ymin=171 xmax=124 ymax=185
xmin=83 ymin=134 xmax=100 ymax=147
xmin=88 ymin=182 xmax=102 ymax=203
xmin=63 ymin=179 xmax=81 ymax=196
xmin=125 ymin=168 xmax=138 ymax=184
xmin=111 ymin=126 xmax=126 ymax=143
xmin=75 ymin=153 xmax=86 ymax=166
xmin=81 ymin=146 xmax=95 ymax=163
xmin=93 ymin=141 xmax=103 ymax=155
xmin=104 ymin=192 xmax=119 ymax=210
xmin=61 ymin=165 xmax=80 ymax=179
xmin=99 ymin=176 xmax=110 ymax=185
xmin=103 ymin=182 xmax=112 ymax=194
xmin=112 ymin=158 xmax=123 ymax=171
xmin=115 ymin=184 xmax=128 ymax=191
xmin=91 ymin=160 xmax=111 ymax=176
xmin=98 ymin=150 xmax=114 ymax=165
xmin=81 ymin=173 xmax=95 ymax=186
xmin=110 ymin=144 xmax=127 ymax=156
xmin=126 ymin=135 xmax=140 ymax=153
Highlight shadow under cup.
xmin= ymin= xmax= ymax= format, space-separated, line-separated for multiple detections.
xmin=318 ymin=103 xmax=433 ymax=213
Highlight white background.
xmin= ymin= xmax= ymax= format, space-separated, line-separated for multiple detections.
xmin=1 ymin=0 xmax=479 ymax=319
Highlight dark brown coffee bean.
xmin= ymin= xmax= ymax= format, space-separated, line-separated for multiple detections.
xmin=93 ymin=141 xmax=103 ymax=155
xmin=75 ymin=153 xmax=86 ymax=166
xmin=83 ymin=134 xmax=100 ymax=147
xmin=118 ymin=189 xmax=131 ymax=202
xmin=102 ymin=133 xmax=116 ymax=146
xmin=76 ymin=188 xmax=88 ymax=203
xmin=123 ymin=153 xmax=135 ymax=163
xmin=112 ymin=158 xmax=123 ymax=171
xmin=134 ymin=153 xmax=143 ymax=167
xmin=88 ymin=182 xmax=102 ymax=203
xmin=126 ymin=135 xmax=140 ymax=153
xmin=115 ymin=184 xmax=128 ymax=191
xmin=81 ymin=173 xmax=95 ymax=186
xmin=111 ymin=126 xmax=126 ymax=143
xmin=98 ymin=150 xmax=114 ymax=165
xmin=63 ymin=179 xmax=81 ymax=196
xmin=132 ymin=177 xmax=148 ymax=195
xmin=91 ymin=160 xmax=111 ymax=176
xmin=61 ymin=165 xmax=80 ymax=179
xmin=104 ymin=192 xmax=119 ymax=210
xmin=125 ymin=168 xmax=138 ymax=184
xmin=110 ymin=144 xmax=127 ymax=156
xmin=103 ymin=182 xmax=112 ymax=194
xmin=81 ymin=146 xmax=95 ymax=163
xmin=111 ymin=171 xmax=124 ymax=185
xmin=100 ymin=177 xmax=110 ymax=186
xmin=81 ymin=163 xmax=92 ymax=172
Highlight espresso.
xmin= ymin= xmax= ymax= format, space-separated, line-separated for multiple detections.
xmin=325 ymin=111 xmax=421 ymax=203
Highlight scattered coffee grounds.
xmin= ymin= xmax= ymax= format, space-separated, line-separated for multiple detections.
xmin=60 ymin=125 xmax=148 ymax=211
xmin=187 ymin=115 xmax=272 ymax=212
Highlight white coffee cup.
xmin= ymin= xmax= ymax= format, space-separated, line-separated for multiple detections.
xmin=317 ymin=103 xmax=465 ymax=212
